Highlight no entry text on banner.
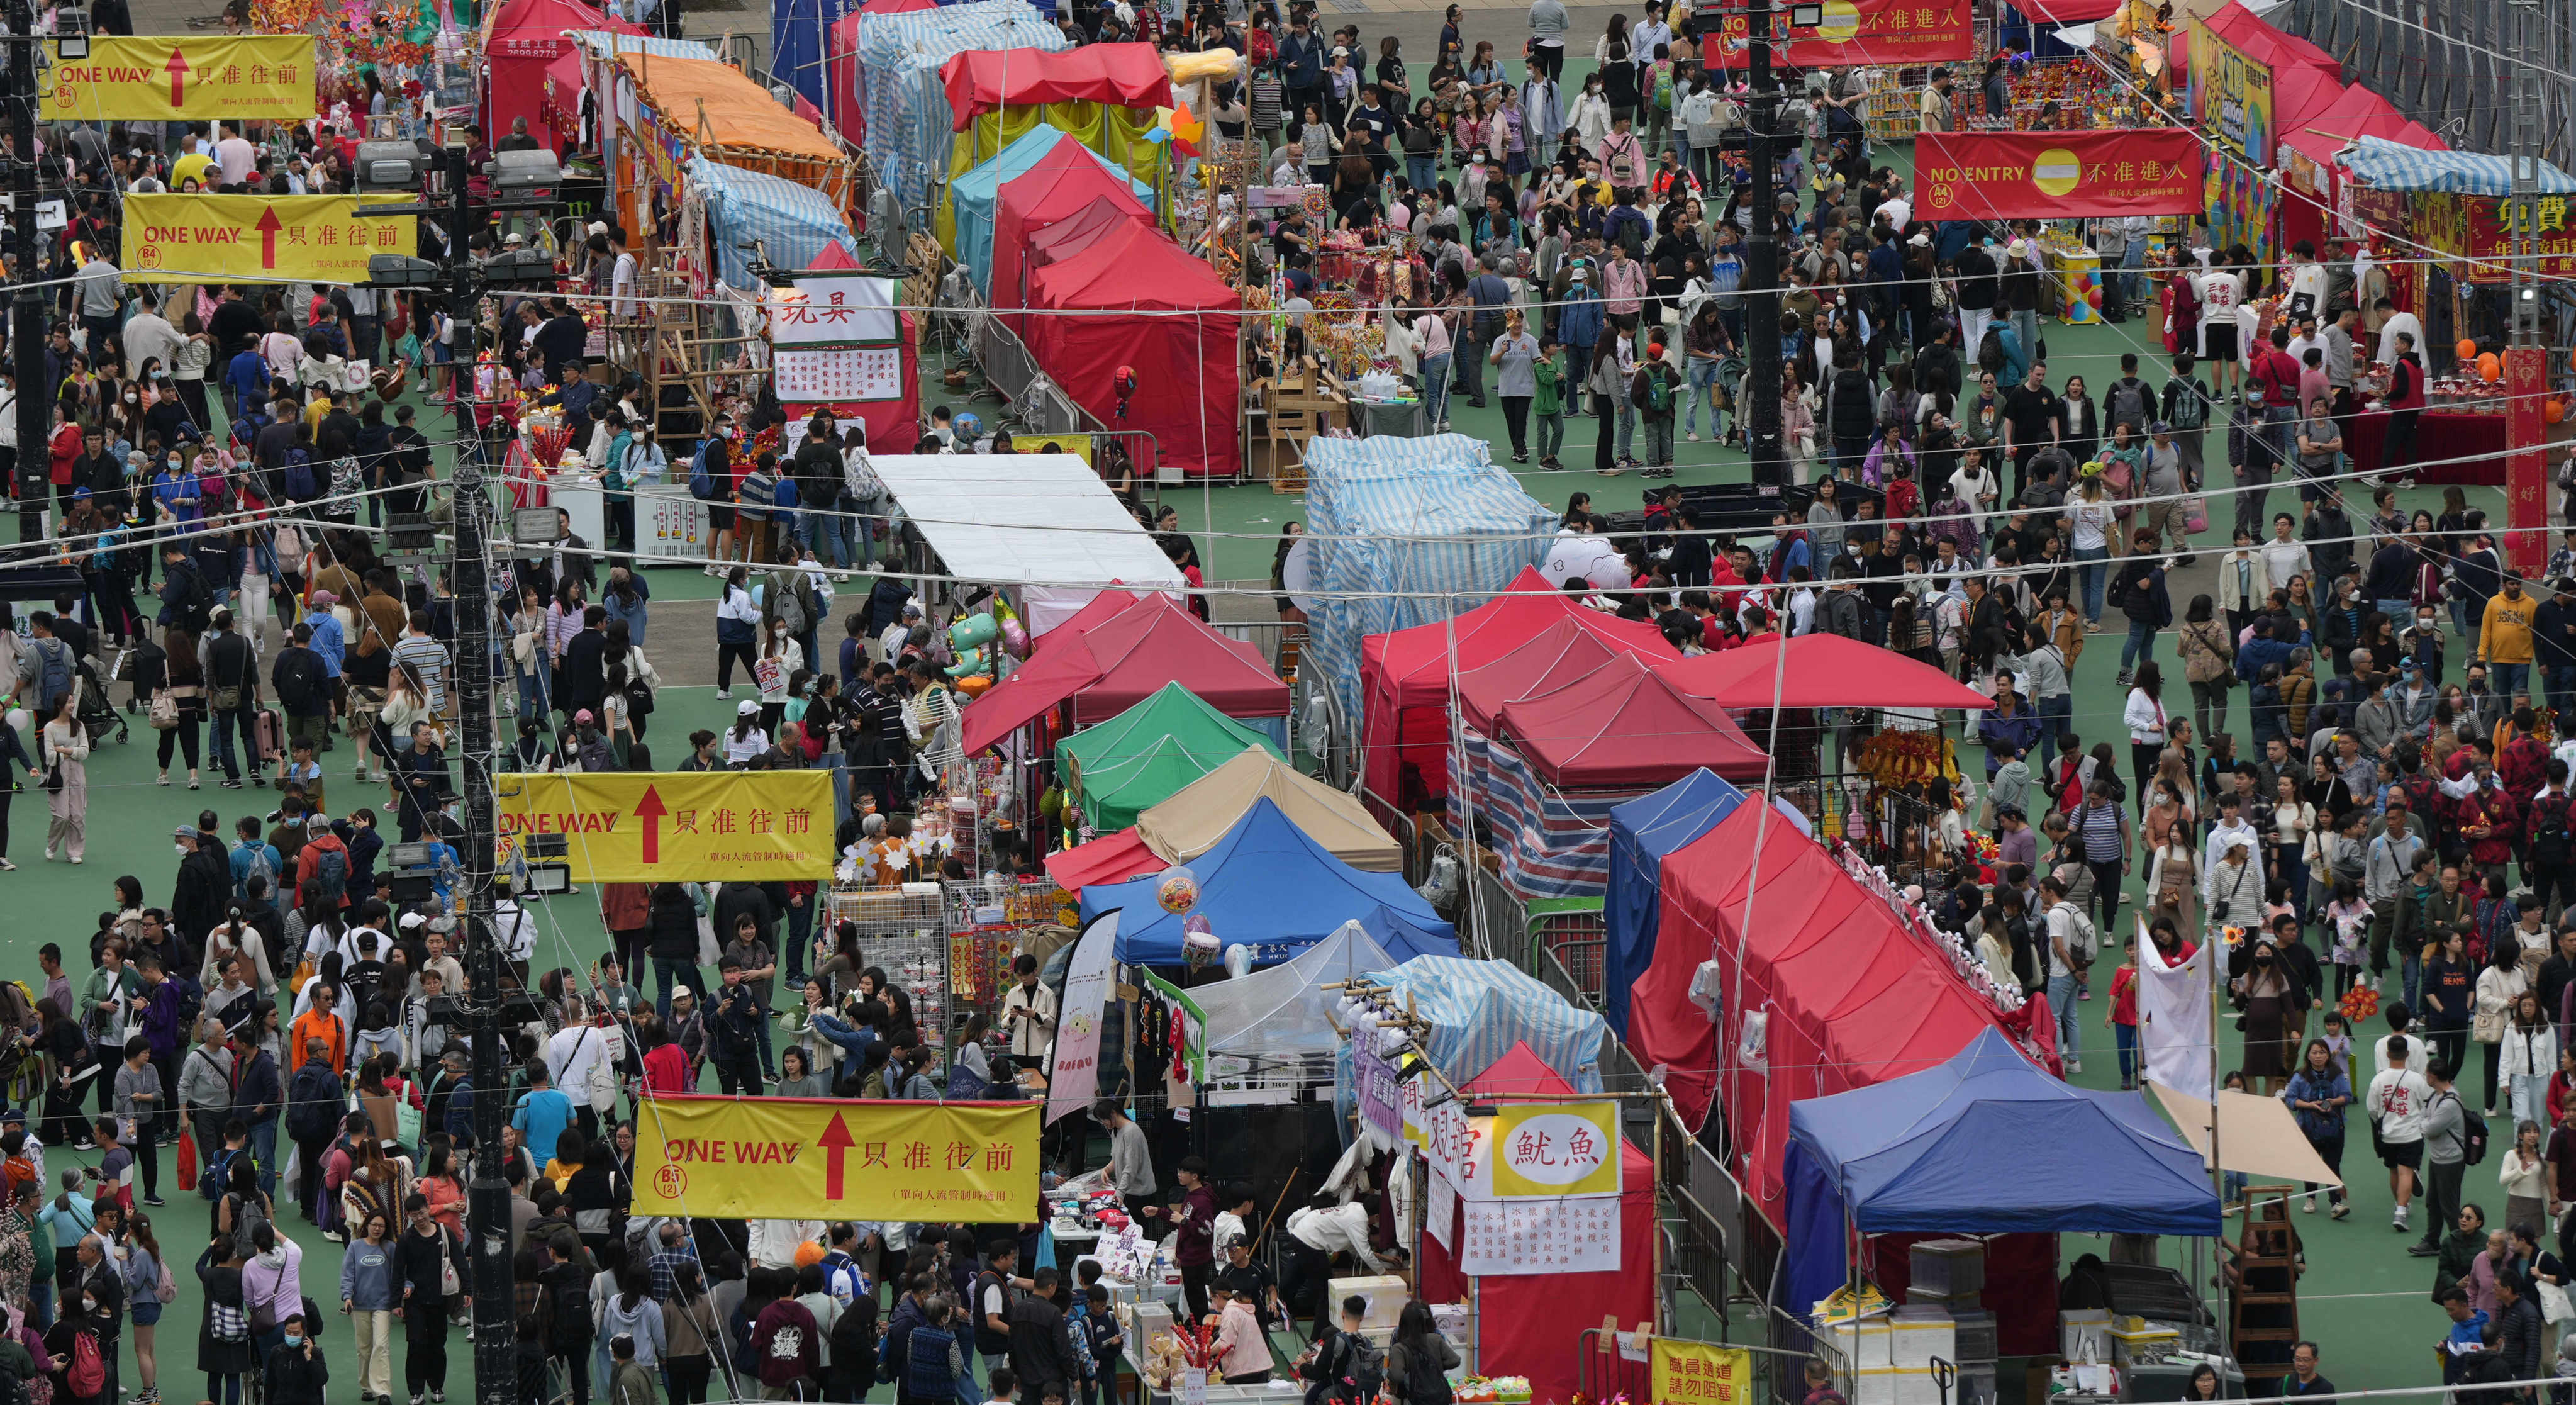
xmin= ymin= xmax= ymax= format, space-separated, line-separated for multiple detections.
xmin=1914 ymin=130 xmax=2206 ymax=222
xmin=46 ymin=36 xmax=317 ymax=121
xmin=1651 ymin=1340 xmax=1754 ymax=1405
xmin=493 ymin=770 xmax=837 ymax=880
xmin=632 ymin=1096 xmax=1041 ymax=1223
xmin=123 ymin=193 xmax=418 ymax=284
xmin=1699 ymin=0 xmax=1970 ymax=70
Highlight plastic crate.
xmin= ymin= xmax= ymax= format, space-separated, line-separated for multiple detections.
xmin=1909 ymin=1240 xmax=1987 ymax=1298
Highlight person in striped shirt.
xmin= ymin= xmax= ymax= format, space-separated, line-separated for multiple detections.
xmin=391 ymin=613 xmax=450 ymax=716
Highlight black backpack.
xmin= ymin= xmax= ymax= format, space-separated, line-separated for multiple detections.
xmin=1976 ymin=327 xmax=2007 ymax=374
xmin=275 ymin=649 xmax=324 ymax=713
xmin=1400 ymin=1341 xmax=1454 ymax=1405
xmin=287 ymin=1066 xmax=338 ymax=1141
xmin=2454 ymin=1093 xmax=2490 ymax=1165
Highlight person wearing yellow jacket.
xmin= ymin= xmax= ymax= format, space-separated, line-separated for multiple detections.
xmin=2480 ymin=574 xmax=2539 ymax=707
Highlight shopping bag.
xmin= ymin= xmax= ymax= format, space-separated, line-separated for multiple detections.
xmin=2184 ymin=496 xmax=2208 ymax=534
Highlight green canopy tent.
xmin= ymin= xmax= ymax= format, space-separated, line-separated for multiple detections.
xmin=1058 ymin=681 xmax=1285 ymax=831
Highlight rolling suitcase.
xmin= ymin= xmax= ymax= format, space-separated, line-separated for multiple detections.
xmin=252 ymin=707 xmax=284 ymax=768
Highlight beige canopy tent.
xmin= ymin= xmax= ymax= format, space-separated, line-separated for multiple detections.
xmin=2148 ymin=1082 xmax=2344 ymax=1186
xmin=1136 ymin=746 xmax=1403 ymax=872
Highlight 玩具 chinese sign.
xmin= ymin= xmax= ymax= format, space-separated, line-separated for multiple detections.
xmin=45 ymin=35 xmax=317 ymax=120
xmin=493 ymin=771 xmax=837 ymax=880
xmin=768 ymin=271 xmax=903 ymax=406
xmin=122 ymin=193 xmax=417 ymax=284
xmin=1652 ymin=1340 xmax=1754 ymax=1405
xmin=1698 ymin=0 xmax=1969 ymax=70
xmin=1914 ymin=131 xmax=2204 ymax=222
xmin=631 ymin=1095 xmax=1040 ymax=1223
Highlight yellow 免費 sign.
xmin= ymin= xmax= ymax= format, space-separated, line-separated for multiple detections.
xmin=1491 ymin=1100 xmax=1624 ymax=1199
xmin=1652 ymin=1340 xmax=1753 ymax=1405
xmin=493 ymin=771 xmax=837 ymax=880
xmin=122 ymin=193 xmax=418 ymax=285
xmin=45 ymin=36 xmax=317 ymax=120
xmin=632 ymin=1095 xmax=1040 ymax=1223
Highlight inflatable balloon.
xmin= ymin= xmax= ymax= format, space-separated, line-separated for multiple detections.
xmin=949 ymin=612 xmax=1000 ymax=652
xmin=945 ymin=646 xmax=990 ymax=678
xmin=2478 ymin=352 xmax=2502 ymax=382
xmin=2550 ymin=398 xmax=2569 ymax=425
xmin=2458 ymin=339 xmax=2480 ymax=362
xmin=956 ymin=674 xmax=994 ymax=696
xmin=1156 ymin=865 xmax=1201 ymax=915
xmin=1000 ymin=617 xmax=1031 ymax=658
xmin=2086 ymin=286 xmax=2104 ymax=308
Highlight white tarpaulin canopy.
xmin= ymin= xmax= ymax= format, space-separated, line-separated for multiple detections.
xmin=866 ymin=454 xmax=1185 ymax=633
xmin=1198 ymin=919 xmax=1403 ymax=1062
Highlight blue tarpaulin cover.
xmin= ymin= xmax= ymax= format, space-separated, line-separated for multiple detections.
xmin=1081 ymin=798 xmax=1452 ymax=966
xmin=1603 ymin=769 xmax=1747 ymax=1036
xmin=1781 ymin=1028 xmax=2220 ymax=1318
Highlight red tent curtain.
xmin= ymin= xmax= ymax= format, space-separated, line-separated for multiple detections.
xmin=942 ymin=43 xmax=1173 ymax=130
xmin=1023 ymin=221 xmax=1243 ymax=478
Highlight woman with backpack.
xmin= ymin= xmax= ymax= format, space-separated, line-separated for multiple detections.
xmin=198 ymin=1231 xmax=256 ymax=1405
xmin=1385 ymin=1300 xmax=1457 ymax=1405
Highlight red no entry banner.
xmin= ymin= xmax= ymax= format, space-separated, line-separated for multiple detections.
xmin=1914 ymin=130 xmax=2207 ymax=221
xmin=1698 ymin=0 xmax=1971 ymax=69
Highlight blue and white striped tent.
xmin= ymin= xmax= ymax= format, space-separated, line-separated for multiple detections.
xmin=570 ymin=30 xmax=716 ymax=60
xmin=1444 ymin=720 xmax=1632 ymax=904
xmin=2341 ymin=135 xmax=2576 ymax=196
xmin=1335 ymin=955 xmax=1607 ymax=1097
xmin=857 ymin=1 xmax=1070 ymax=211
xmin=688 ymin=156 xmax=863 ymax=289
xmin=1299 ymin=434 xmax=1558 ymax=739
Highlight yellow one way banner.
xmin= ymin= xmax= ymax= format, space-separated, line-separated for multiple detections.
xmin=632 ymin=1097 xmax=1040 ymax=1223
xmin=123 ymin=193 xmax=418 ymax=285
xmin=493 ymin=770 xmax=837 ymax=880
xmin=45 ymin=36 xmax=317 ymax=120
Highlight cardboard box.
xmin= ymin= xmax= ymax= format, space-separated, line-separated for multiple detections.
xmin=1883 ymin=1309 xmax=1957 ymax=1371
xmin=1332 ymin=1276 xmax=1412 ymax=1331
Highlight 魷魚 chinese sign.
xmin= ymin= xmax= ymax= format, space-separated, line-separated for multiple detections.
xmin=47 ymin=36 xmax=317 ymax=120
xmin=123 ymin=193 xmax=417 ymax=285
xmin=1651 ymin=1340 xmax=1754 ymax=1405
xmin=1914 ymin=131 xmax=2205 ymax=223
xmin=493 ymin=771 xmax=837 ymax=880
xmin=1492 ymin=1100 xmax=1624 ymax=1199
xmin=632 ymin=1095 xmax=1039 ymax=1223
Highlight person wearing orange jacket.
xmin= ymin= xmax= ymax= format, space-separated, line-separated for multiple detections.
xmin=288 ymin=981 xmax=348 ymax=1075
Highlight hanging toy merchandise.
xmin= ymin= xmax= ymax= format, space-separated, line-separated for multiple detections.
xmin=944 ymin=612 xmax=1002 ymax=684
xmin=993 ymin=596 xmax=1032 ymax=659
xmin=1155 ymin=865 xmax=1201 ymax=915
xmin=1181 ymin=914 xmax=1222 ymax=971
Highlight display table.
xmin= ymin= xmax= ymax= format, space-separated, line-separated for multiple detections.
xmin=2343 ymin=406 xmax=2509 ymax=486
xmin=633 ymin=483 xmax=713 ymax=565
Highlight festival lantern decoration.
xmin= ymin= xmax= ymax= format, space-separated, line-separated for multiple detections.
xmin=1154 ymin=865 xmax=1200 ymax=915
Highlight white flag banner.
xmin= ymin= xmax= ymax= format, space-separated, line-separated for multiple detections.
xmin=1045 ymin=909 xmax=1120 ymax=1125
xmin=2135 ymin=915 xmax=2213 ymax=1102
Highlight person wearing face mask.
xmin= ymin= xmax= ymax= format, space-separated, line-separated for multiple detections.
xmin=260 ymin=1310 xmax=327 ymax=1405
xmin=756 ymin=616 xmax=803 ymax=739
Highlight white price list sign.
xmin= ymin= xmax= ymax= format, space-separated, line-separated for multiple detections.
xmin=776 ymin=346 xmax=904 ymax=403
xmin=1455 ymin=1195 xmax=1621 ymax=1277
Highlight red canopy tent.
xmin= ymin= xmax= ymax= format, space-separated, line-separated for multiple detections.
xmin=990 ymin=165 xmax=1154 ymax=330
xmin=2201 ymin=1 xmax=2341 ymax=84
xmin=826 ymin=0 xmax=936 ymax=142
xmin=957 ymin=595 xmax=1286 ymax=755
xmin=1627 ymin=802 xmax=2017 ymax=1193
xmin=1007 ymin=198 xmax=1151 ymax=324
xmin=1455 ymin=618 xmax=1642 ymax=734
xmin=1044 ymin=827 xmax=1164 ymax=892
xmin=1021 ymin=218 xmax=1243 ymax=478
xmin=1358 ymin=568 xmax=1675 ymax=809
xmin=482 ymin=0 xmax=641 ymax=152
xmin=1659 ymin=634 xmax=1997 ymax=711
xmin=941 ymin=43 xmax=1172 ymax=129
xmin=1497 ymin=657 xmax=1770 ymax=786
xmin=2014 ymin=0 xmax=2120 ymax=23
xmin=1417 ymin=1043 xmax=1653 ymax=1405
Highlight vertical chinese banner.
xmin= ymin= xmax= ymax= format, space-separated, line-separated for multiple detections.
xmin=1650 ymin=1338 xmax=1754 ymax=1405
xmin=2508 ymin=344 xmax=2549 ymax=575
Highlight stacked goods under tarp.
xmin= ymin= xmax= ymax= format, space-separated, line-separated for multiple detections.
xmin=688 ymin=155 xmax=863 ymax=289
xmin=857 ymin=0 xmax=1069 ymax=212
xmin=1299 ymin=435 xmax=1567 ymax=766
xmin=606 ymin=51 xmax=856 ymax=242
xmin=825 ymin=0 xmax=934 ymax=142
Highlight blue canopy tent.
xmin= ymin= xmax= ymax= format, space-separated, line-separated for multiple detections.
xmin=1081 ymin=798 xmax=1452 ymax=965
xmin=1602 ymin=769 xmax=1746 ymax=1036
xmin=1781 ymin=1029 xmax=2221 ymax=1320
xmin=767 ymin=0 xmax=842 ymax=114
xmin=1358 ymin=903 xmax=1463 ymax=965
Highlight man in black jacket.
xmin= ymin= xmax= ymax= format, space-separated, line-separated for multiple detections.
xmin=171 ymin=825 xmax=232 ymax=949
xmin=206 ymin=608 xmax=264 ymax=788
xmin=556 ymin=606 xmax=609 ymax=726
xmin=791 ymin=415 xmax=846 ymax=567
xmin=1005 ymin=1268 xmax=1077 ymax=1402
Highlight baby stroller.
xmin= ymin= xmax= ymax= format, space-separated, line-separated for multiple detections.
xmin=74 ymin=651 xmax=128 ymax=747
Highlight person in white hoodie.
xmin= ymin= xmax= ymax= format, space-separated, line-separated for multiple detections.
xmin=2367 ymin=1032 xmax=2435 ymax=1234
xmin=2202 ymin=792 xmax=2267 ymax=890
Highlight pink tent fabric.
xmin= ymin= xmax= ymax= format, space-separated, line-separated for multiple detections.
xmin=1495 ymin=656 xmax=1771 ymax=786
xmin=1659 ymin=634 xmax=1997 ymax=710
xmin=2202 ymin=1 xmax=2341 ymax=82
xmin=1627 ymin=804 xmax=2015 ymax=1209
xmin=1357 ymin=568 xmax=1675 ymax=809
xmin=2277 ymin=83 xmax=2417 ymax=169
xmin=827 ymin=0 xmax=937 ymax=140
xmin=1454 ymin=617 xmax=1639 ymax=734
xmin=942 ymin=43 xmax=1172 ymax=130
xmin=1043 ymin=827 xmax=1163 ymax=892
xmin=1005 ymin=197 xmax=1149 ymax=322
xmin=1415 ymin=1044 xmax=1654 ymax=1405
xmin=484 ymin=0 xmax=641 ymax=150
xmin=957 ymin=595 xmax=1285 ymax=755
xmin=990 ymin=160 xmax=1154 ymax=325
